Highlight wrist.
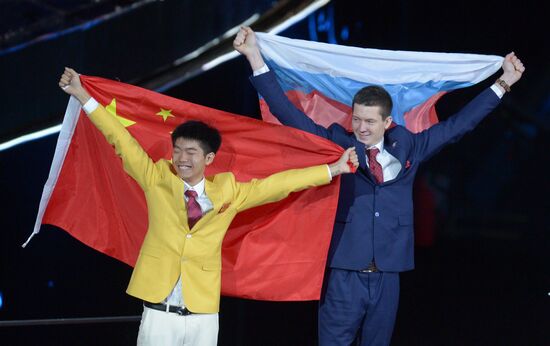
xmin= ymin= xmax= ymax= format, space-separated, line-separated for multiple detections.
xmin=329 ymin=162 xmax=343 ymax=177
xmin=498 ymin=72 xmax=517 ymax=89
xmin=247 ymin=50 xmax=265 ymax=71
xmin=495 ymin=78 xmax=511 ymax=93
xmin=74 ymin=88 xmax=91 ymax=105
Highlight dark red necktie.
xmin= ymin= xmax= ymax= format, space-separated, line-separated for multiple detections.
xmin=366 ymin=148 xmax=384 ymax=184
xmin=185 ymin=190 xmax=202 ymax=228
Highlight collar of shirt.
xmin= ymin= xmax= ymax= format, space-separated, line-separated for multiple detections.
xmin=366 ymin=139 xmax=384 ymax=153
xmin=183 ymin=177 xmax=206 ymax=197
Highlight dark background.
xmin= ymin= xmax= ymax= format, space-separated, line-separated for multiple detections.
xmin=0 ymin=0 xmax=548 ymax=345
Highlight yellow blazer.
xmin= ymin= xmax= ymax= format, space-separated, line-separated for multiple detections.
xmin=88 ymin=104 xmax=331 ymax=313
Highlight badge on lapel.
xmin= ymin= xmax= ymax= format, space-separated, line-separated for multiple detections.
xmin=218 ymin=203 xmax=231 ymax=214
xmin=405 ymin=160 xmax=411 ymax=169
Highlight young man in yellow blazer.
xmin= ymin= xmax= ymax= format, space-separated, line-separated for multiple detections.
xmin=59 ymin=68 xmax=357 ymax=345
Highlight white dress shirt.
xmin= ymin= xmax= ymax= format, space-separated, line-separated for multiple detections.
xmin=366 ymin=140 xmax=401 ymax=182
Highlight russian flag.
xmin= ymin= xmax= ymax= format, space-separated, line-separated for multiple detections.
xmin=256 ymin=33 xmax=503 ymax=133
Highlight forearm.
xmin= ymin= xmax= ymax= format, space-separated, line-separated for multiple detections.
xmin=234 ymin=164 xmax=331 ymax=212
xmin=86 ymin=103 xmax=130 ymax=145
xmin=250 ymin=71 xmax=330 ymax=138
xmin=246 ymin=49 xmax=266 ymax=71
xmin=72 ymin=87 xmax=92 ymax=105
xmin=415 ymin=52 xmax=524 ymax=160
xmin=85 ymin=102 xmax=158 ymax=187
xmin=414 ymin=87 xmax=501 ymax=160
xmin=328 ymin=162 xmax=344 ymax=177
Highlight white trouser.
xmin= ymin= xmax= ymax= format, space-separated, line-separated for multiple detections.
xmin=137 ymin=306 xmax=219 ymax=346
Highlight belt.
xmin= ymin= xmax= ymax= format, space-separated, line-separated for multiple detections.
xmin=359 ymin=261 xmax=379 ymax=273
xmin=144 ymin=302 xmax=194 ymax=316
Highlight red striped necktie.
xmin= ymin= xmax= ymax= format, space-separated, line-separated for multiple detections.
xmin=366 ymin=148 xmax=384 ymax=184
xmin=185 ymin=190 xmax=202 ymax=228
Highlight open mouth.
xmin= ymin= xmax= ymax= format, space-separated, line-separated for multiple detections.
xmin=177 ymin=164 xmax=192 ymax=171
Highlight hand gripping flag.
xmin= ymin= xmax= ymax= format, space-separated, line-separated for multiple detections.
xmin=27 ymin=76 xmax=343 ymax=301
xmin=255 ymin=32 xmax=503 ymax=133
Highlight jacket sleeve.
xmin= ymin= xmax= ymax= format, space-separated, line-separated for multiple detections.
xmin=412 ymin=88 xmax=501 ymax=162
xmin=250 ymin=70 xmax=333 ymax=140
xmin=87 ymin=104 xmax=160 ymax=188
xmin=230 ymin=165 xmax=331 ymax=212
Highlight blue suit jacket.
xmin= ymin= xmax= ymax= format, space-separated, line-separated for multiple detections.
xmin=251 ymin=71 xmax=501 ymax=272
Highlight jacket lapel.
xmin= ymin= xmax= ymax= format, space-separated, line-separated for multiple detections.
xmin=170 ymin=171 xmax=189 ymax=230
xmin=384 ymin=131 xmax=409 ymax=181
xmin=189 ymin=177 xmax=222 ymax=233
xmin=354 ymin=140 xmax=368 ymax=171
xmin=354 ymin=130 xmax=410 ymax=184
xmin=169 ymin=169 xmax=223 ymax=233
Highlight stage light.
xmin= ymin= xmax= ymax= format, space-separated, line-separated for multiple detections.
xmin=340 ymin=26 xmax=349 ymax=41
xmin=0 ymin=124 xmax=61 ymax=152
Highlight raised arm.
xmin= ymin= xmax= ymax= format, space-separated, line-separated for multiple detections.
xmin=234 ymin=27 xmax=334 ymax=140
xmin=413 ymin=52 xmax=525 ymax=161
xmin=58 ymin=68 xmax=160 ymax=188
xmin=232 ymin=147 xmax=358 ymax=212
xmin=233 ymin=26 xmax=266 ymax=72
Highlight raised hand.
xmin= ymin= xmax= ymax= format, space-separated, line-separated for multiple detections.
xmin=233 ymin=26 xmax=265 ymax=70
xmin=499 ymin=52 xmax=525 ymax=88
xmin=233 ymin=26 xmax=257 ymax=54
xmin=58 ymin=67 xmax=91 ymax=104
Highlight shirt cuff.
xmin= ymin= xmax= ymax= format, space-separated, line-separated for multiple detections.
xmin=326 ymin=165 xmax=333 ymax=181
xmin=82 ymin=97 xmax=99 ymax=114
xmin=490 ymin=84 xmax=504 ymax=99
xmin=253 ymin=64 xmax=270 ymax=76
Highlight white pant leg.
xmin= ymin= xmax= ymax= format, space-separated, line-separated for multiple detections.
xmin=137 ymin=306 xmax=184 ymax=345
xmin=183 ymin=313 xmax=218 ymax=346
xmin=137 ymin=306 xmax=218 ymax=346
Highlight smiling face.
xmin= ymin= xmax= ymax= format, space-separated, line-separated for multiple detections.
xmin=171 ymin=138 xmax=215 ymax=185
xmin=351 ymin=103 xmax=393 ymax=147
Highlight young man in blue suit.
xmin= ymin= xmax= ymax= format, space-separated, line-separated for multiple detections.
xmin=234 ymin=27 xmax=525 ymax=346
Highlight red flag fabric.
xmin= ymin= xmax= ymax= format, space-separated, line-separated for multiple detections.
xmin=33 ymin=76 xmax=343 ymax=301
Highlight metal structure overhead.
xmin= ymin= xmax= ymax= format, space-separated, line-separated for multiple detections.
xmin=134 ymin=0 xmax=329 ymax=91
xmin=0 ymin=0 xmax=327 ymax=147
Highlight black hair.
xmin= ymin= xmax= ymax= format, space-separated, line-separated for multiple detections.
xmin=171 ymin=120 xmax=222 ymax=154
xmin=352 ymin=86 xmax=393 ymax=119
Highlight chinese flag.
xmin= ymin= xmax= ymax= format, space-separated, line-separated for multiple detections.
xmin=31 ymin=76 xmax=342 ymax=301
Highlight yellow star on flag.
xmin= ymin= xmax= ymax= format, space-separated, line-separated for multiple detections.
xmin=156 ymin=108 xmax=175 ymax=122
xmin=105 ymin=99 xmax=136 ymax=127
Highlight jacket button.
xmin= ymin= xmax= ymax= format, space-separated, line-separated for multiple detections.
xmin=186 ymin=234 xmax=192 ymax=239
xmin=374 ymin=212 xmax=380 ymax=217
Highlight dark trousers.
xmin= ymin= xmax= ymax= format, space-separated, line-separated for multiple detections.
xmin=318 ymin=268 xmax=399 ymax=346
